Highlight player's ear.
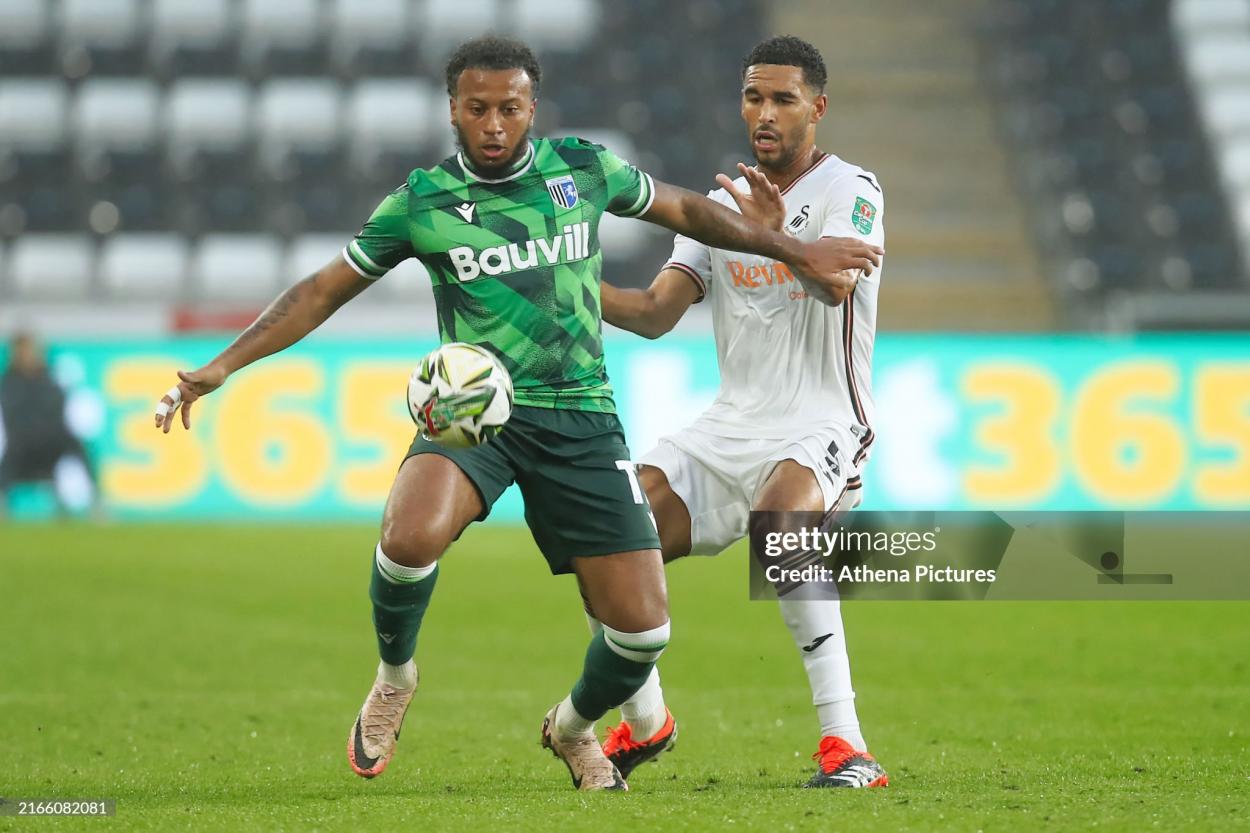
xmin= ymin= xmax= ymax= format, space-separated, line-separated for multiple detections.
xmin=448 ymin=96 xmax=457 ymax=124
xmin=812 ymin=92 xmax=827 ymax=123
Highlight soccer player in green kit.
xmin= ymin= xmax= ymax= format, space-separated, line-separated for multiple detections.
xmin=153 ymin=36 xmax=882 ymax=792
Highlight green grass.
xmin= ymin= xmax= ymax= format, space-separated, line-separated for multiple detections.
xmin=0 ymin=523 xmax=1246 ymax=832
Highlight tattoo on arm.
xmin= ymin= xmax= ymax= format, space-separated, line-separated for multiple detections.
xmin=673 ymin=188 xmax=792 ymax=262
xmin=217 ymin=277 xmax=313 ymax=368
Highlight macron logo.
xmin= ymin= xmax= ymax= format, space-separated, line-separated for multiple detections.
xmin=449 ymin=222 xmax=591 ymax=282
xmin=454 ymin=202 xmax=476 ymax=222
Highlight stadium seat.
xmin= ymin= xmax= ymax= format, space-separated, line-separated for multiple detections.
xmin=163 ymin=80 xmax=257 ymax=232
xmin=72 ymin=80 xmax=164 ymax=225
xmin=0 ymin=0 xmax=52 ymax=74
xmin=257 ymin=80 xmax=343 ymax=231
xmin=330 ymin=0 xmax=412 ymax=76
xmin=99 ymin=234 xmax=189 ymax=299
xmin=1172 ymin=0 xmax=1250 ymax=33
xmin=419 ymin=0 xmax=500 ymax=64
xmin=1220 ymin=140 xmax=1250 ymax=189
xmin=165 ymin=80 xmax=253 ymax=171
xmin=59 ymin=0 xmax=144 ymax=75
xmin=347 ymin=80 xmax=439 ymax=179
xmin=191 ymin=234 xmax=283 ymax=301
xmin=1182 ymin=36 xmax=1250 ymax=86
xmin=0 ymin=81 xmax=75 ymax=230
xmin=1199 ymin=87 xmax=1250 ymax=139
xmin=285 ymin=233 xmax=349 ymax=284
xmin=241 ymin=0 xmax=324 ymax=76
xmin=150 ymin=0 xmax=236 ymax=76
xmin=0 ymin=0 xmax=48 ymax=46
xmin=516 ymin=0 xmax=600 ymax=51
xmin=0 ymin=80 xmax=69 ymax=153
xmin=1234 ymin=191 xmax=1250 ymax=249
xmin=255 ymin=79 xmax=342 ymax=176
xmin=73 ymin=79 xmax=160 ymax=157
xmin=7 ymin=234 xmax=95 ymax=300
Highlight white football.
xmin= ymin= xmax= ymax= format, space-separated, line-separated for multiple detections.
xmin=407 ymin=342 xmax=514 ymax=448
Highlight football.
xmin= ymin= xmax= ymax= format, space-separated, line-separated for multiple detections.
xmin=406 ymin=342 xmax=514 ymax=448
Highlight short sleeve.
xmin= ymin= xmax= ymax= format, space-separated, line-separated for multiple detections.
xmin=597 ymin=146 xmax=657 ymax=219
xmin=665 ymin=232 xmax=711 ymax=302
xmin=342 ymin=187 xmax=416 ymax=279
xmin=819 ymin=172 xmax=885 ymax=250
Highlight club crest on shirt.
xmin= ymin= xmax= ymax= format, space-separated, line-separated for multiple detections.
xmin=546 ymin=175 xmax=579 ymax=210
xmin=785 ymin=204 xmax=811 ymax=236
xmin=851 ymin=196 xmax=876 ymax=234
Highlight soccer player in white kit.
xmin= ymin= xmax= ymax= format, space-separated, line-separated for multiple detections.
xmin=597 ymin=35 xmax=889 ymax=788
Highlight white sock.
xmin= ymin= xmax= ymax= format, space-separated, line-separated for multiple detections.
xmin=378 ymin=659 xmax=417 ymax=689
xmin=621 ymin=666 xmax=667 ymax=739
xmin=375 ymin=542 xmax=438 ymax=584
xmin=778 ymin=598 xmax=868 ymax=752
xmin=553 ymin=694 xmax=595 ymax=740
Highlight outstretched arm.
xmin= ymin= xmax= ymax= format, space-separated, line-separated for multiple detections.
xmin=154 ymin=256 xmax=372 ymax=432
xmin=602 ymin=268 xmax=702 ymax=339
xmin=641 ymin=178 xmax=882 ymax=307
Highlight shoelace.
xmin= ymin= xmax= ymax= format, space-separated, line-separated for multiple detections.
xmin=563 ymin=733 xmax=618 ymax=780
xmin=812 ymin=736 xmax=857 ymax=773
xmin=603 ymin=723 xmax=642 ymax=756
xmin=361 ymin=686 xmax=408 ymax=744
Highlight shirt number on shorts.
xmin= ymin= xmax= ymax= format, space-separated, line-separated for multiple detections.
xmin=615 ymin=460 xmax=644 ymax=504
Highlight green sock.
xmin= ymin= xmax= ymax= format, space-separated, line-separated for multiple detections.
xmin=570 ymin=630 xmax=663 ymax=721
xmin=369 ymin=546 xmax=438 ymax=666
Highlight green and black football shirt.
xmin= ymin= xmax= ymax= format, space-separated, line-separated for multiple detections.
xmin=342 ymin=137 xmax=656 ymax=413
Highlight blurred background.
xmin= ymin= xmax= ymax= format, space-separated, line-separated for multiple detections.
xmin=0 ymin=0 xmax=1248 ymax=520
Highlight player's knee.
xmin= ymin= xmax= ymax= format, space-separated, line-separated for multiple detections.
xmin=602 ymin=620 xmax=670 ymax=664
xmin=755 ymin=460 xmax=824 ymax=513
xmin=378 ymin=522 xmax=453 ymax=568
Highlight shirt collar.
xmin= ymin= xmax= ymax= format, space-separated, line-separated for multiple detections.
xmin=457 ymin=141 xmax=535 ymax=183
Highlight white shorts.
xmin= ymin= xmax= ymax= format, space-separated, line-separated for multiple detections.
xmin=640 ymin=421 xmax=863 ymax=555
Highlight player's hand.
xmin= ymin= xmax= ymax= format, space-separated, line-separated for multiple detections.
xmin=717 ymin=163 xmax=785 ymax=231
xmin=788 ymin=238 xmax=883 ymax=305
xmin=797 ymin=236 xmax=883 ymax=278
xmin=153 ymin=365 xmax=227 ymax=433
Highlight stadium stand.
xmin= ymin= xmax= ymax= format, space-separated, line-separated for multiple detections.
xmin=775 ymin=0 xmax=1055 ymax=330
xmin=7 ymin=234 xmax=95 ymax=300
xmin=0 ymin=0 xmax=766 ymax=324
xmin=982 ymin=0 xmax=1248 ymax=328
xmin=1174 ymin=0 xmax=1250 ymax=272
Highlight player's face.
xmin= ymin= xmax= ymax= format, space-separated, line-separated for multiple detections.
xmin=450 ymin=68 xmax=537 ymax=175
xmin=741 ymin=64 xmax=826 ymax=171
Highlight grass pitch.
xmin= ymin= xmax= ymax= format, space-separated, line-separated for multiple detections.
xmin=0 ymin=523 xmax=1246 ymax=831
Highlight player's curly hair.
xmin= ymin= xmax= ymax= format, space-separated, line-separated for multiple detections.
xmin=741 ymin=35 xmax=827 ymax=92
xmin=445 ymin=35 xmax=542 ymax=97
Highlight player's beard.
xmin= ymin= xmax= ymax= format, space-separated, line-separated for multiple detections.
xmin=453 ymin=121 xmax=533 ymax=177
xmin=752 ymin=121 xmax=811 ymax=174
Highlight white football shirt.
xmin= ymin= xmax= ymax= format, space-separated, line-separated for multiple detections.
xmin=666 ymin=152 xmax=884 ymax=466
